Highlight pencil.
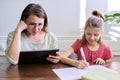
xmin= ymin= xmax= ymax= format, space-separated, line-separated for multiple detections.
xmin=80 ymin=47 xmax=86 ymax=62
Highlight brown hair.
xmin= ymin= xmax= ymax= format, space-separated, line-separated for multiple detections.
xmin=81 ymin=10 xmax=105 ymax=47
xmin=20 ymin=3 xmax=48 ymax=32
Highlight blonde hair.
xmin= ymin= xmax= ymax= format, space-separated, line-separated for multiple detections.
xmin=81 ymin=10 xmax=105 ymax=47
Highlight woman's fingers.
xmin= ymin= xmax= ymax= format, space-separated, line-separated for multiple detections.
xmin=47 ymin=54 xmax=60 ymax=63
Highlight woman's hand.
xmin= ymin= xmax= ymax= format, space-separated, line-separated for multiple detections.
xmin=15 ymin=21 xmax=27 ymax=32
xmin=75 ymin=60 xmax=89 ymax=69
xmin=94 ymin=58 xmax=105 ymax=65
xmin=47 ymin=52 xmax=60 ymax=63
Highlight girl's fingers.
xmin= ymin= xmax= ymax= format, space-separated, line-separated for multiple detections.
xmin=77 ymin=60 xmax=89 ymax=69
xmin=94 ymin=58 xmax=105 ymax=65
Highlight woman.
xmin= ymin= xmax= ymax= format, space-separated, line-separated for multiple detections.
xmin=5 ymin=3 xmax=60 ymax=64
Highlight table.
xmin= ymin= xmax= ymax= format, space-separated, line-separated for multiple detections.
xmin=0 ymin=62 xmax=120 ymax=80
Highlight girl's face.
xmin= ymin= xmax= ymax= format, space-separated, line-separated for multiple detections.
xmin=25 ymin=15 xmax=44 ymax=35
xmin=85 ymin=26 xmax=102 ymax=45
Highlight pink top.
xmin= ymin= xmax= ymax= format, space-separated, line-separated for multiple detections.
xmin=71 ymin=39 xmax=112 ymax=62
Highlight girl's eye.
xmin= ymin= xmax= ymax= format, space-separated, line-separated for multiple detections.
xmin=94 ymin=34 xmax=99 ymax=36
xmin=87 ymin=33 xmax=91 ymax=35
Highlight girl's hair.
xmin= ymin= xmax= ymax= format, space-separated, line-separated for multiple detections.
xmin=81 ymin=10 xmax=105 ymax=46
xmin=20 ymin=3 xmax=48 ymax=32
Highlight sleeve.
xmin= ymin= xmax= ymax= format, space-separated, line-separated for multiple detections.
xmin=49 ymin=32 xmax=58 ymax=49
xmin=6 ymin=55 xmax=18 ymax=64
xmin=71 ymin=39 xmax=81 ymax=54
xmin=5 ymin=31 xmax=14 ymax=54
xmin=5 ymin=31 xmax=18 ymax=64
xmin=104 ymin=46 xmax=113 ymax=60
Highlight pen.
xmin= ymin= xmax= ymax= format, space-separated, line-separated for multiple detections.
xmin=80 ymin=47 xmax=86 ymax=62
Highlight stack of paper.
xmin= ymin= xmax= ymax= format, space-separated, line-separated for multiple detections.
xmin=81 ymin=68 xmax=120 ymax=80
xmin=52 ymin=65 xmax=120 ymax=80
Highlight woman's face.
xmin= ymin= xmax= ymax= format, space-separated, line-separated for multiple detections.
xmin=85 ymin=26 xmax=102 ymax=45
xmin=25 ymin=15 xmax=44 ymax=35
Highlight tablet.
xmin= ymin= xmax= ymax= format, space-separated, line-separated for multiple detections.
xmin=18 ymin=49 xmax=59 ymax=64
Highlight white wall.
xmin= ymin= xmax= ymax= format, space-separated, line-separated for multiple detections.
xmin=0 ymin=0 xmax=120 ymax=55
xmin=0 ymin=0 xmax=80 ymax=37
xmin=86 ymin=0 xmax=108 ymax=17
xmin=0 ymin=0 xmax=80 ymax=54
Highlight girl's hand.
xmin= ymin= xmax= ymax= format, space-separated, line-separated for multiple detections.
xmin=47 ymin=52 xmax=60 ymax=63
xmin=15 ymin=21 xmax=28 ymax=32
xmin=94 ymin=58 xmax=105 ymax=65
xmin=75 ymin=60 xmax=89 ymax=69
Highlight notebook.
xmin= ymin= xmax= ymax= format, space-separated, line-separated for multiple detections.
xmin=81 ymin=68 xmax=120 ymax=80
xmin=52 ymin=65 xmax=120 ymax=80
xmin=18 ymin=49 xmax=59 ymax=64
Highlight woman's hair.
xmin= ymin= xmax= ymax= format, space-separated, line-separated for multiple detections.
xmin=20 ymin=3 xmax=48 ymax=32
xmin=81 ymin=10 xmax=105 ymax=46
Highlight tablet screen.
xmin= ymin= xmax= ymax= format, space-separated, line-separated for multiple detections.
xmin=18 ymin=49 xmax=59 ymax=64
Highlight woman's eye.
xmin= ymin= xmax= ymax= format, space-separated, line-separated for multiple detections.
xmin=94 ymin=34 xmax=99 ymax=36
xmin=38 ymin=23 xmax=42 ymax=26
xmin=29 ymin=23 xmax=36 ymax=26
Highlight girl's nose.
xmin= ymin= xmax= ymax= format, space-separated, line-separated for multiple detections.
xmin=90 ymin=35 xmax=94 ymax=40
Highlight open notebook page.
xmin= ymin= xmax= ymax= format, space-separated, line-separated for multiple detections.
xmin=52 ymin=65 xmax=118 ymax=80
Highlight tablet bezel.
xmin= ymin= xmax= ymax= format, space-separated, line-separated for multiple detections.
xmin=18 ymin=49 xmax=59 ymax=64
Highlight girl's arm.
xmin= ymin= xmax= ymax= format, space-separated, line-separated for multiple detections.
xmin=60 ymin=47 xmax=77 ymax=66
xmin=60 ymin=47 xmax=89 ymax=68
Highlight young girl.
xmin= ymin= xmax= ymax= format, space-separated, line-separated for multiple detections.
xmin=60 ymin=10 xmax=112 ymax=69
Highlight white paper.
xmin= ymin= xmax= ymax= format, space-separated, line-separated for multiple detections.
xmin=52 ymin=65 xmax=117 ymax=80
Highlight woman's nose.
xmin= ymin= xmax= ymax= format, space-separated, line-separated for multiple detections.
xmin=34 ymin=25 xmax=39 ymax=30
xmin=34 ymin=24 xmax=39 ymax=27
